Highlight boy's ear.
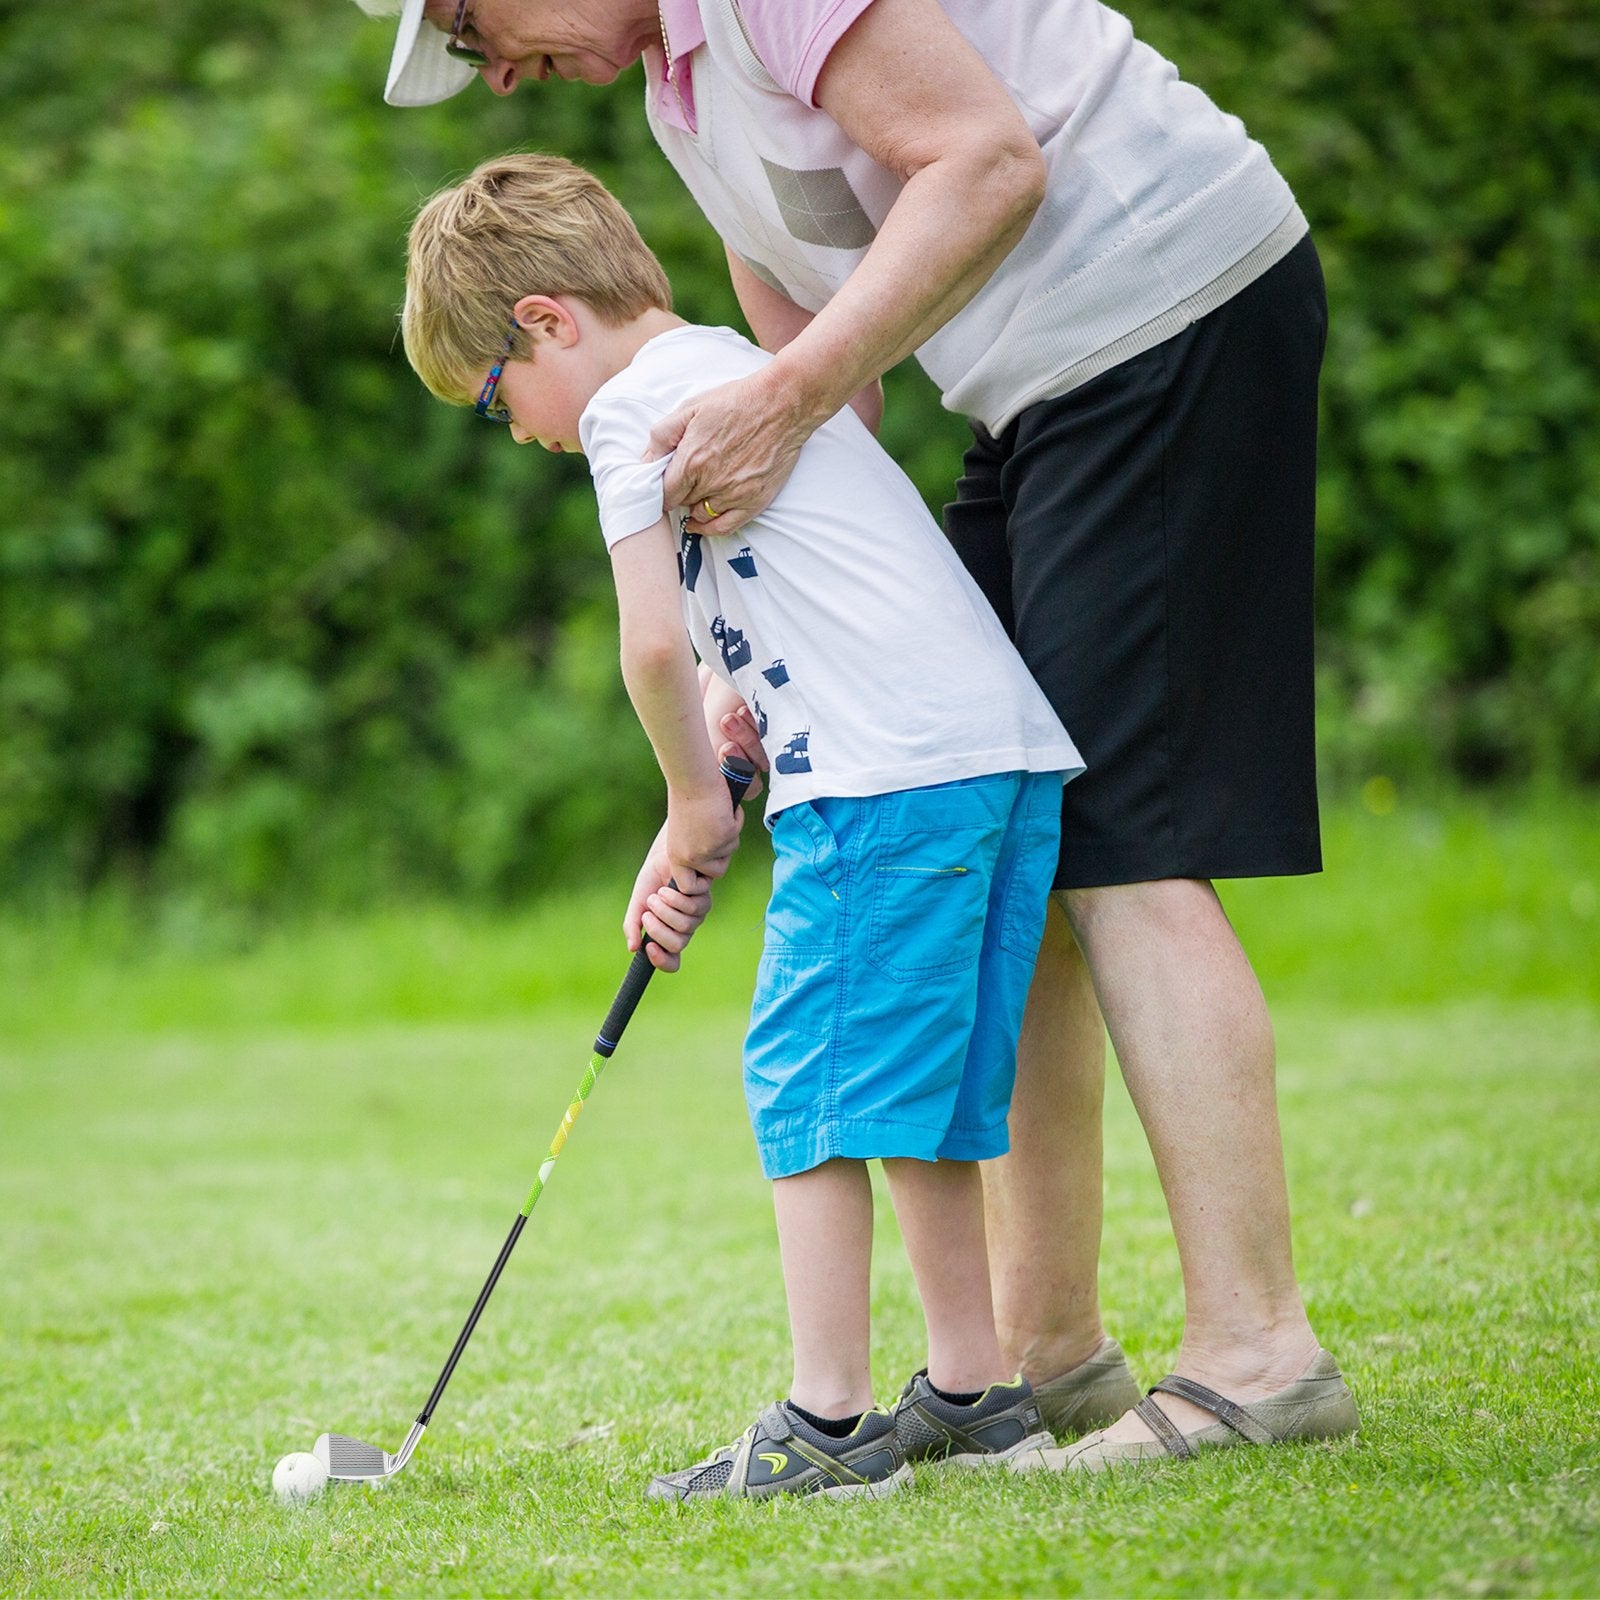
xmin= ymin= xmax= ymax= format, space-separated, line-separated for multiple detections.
xmin=511 ymin=294 xmax=580 ymax=347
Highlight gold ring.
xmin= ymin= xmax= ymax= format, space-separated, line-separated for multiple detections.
xmin=701 ymin=499 xmax=718 ymax=520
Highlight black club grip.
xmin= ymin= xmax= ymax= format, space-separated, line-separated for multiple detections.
xmin=592 ymin=755 xmax=757 ymax=1057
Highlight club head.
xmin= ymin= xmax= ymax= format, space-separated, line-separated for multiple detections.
xmin=314 ymin=1420 xmax=425 ymax=1482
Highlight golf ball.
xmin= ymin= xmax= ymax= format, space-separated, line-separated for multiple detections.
xmin=272 ymin=1450 xmax=328 ymax=1503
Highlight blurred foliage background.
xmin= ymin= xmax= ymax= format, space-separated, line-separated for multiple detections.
xmin=0 ymin=0 xmax=1595 ymax=911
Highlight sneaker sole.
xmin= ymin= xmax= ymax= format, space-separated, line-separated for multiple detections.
xmin=933 ymin=1431 xmax=1056 ymax=1471
xmin=816 ymin=1461 xmax=915 ymax=1501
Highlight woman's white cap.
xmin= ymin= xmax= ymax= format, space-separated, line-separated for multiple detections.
xmin=356 ymin=0 xmax=479 ymax=106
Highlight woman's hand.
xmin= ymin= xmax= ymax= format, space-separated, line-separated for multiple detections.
xmin=646 ymin=361 xmax=814 ymax=536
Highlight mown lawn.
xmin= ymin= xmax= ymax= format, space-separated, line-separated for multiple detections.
xmin=1 ymin=791 xmax=1596 ymax=1597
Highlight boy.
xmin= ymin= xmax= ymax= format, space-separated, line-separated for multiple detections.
xmin=403 ymin=153 xmax=1084 ymax=1502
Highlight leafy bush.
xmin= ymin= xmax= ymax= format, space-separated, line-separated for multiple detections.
xmin=1 ymin=0 xmax=1594 ymax=906
xmin=0 ymin=5 xmax=722 ymax=904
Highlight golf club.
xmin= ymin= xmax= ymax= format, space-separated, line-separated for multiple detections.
xmin=311 ymin=753 xmax=757 ymax=1483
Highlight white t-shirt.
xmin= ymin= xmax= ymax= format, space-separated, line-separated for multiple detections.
xmin=648 ymin=0 xmax=1307 ymax=433
xmin=579 ymin=324 xmax=1082 ymax=818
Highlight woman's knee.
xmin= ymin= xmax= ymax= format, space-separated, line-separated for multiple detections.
xmin=1057 ymin=877 xmax=1224 ymax=951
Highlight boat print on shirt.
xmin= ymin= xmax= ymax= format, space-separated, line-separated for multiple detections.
xmin=775 ymin=729 xmax=812 ymax=775
xmin=729 ymin=547 xmax=759 ymax=579
xmin=761 ymin=660 xmax=790 ymax=688
xmin=711 ymin=615 xmax=752 ymax=673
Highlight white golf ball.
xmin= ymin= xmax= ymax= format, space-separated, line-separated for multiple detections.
xmin=272 ymin=1450 xmax=329 ymax=1503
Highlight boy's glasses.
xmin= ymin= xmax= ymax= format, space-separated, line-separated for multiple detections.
xmin=474 ymin=319 xmax=517 ymax=423
xmin=444 ymin=0 xmax=489 ymax=66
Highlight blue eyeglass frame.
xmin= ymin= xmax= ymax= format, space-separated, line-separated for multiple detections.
xmin=474 ymin=319 xmax=518 ymax=423
xmin=444 ymin=0 xmax=489 ymax=66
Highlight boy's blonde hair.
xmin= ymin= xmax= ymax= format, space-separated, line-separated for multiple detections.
xmin=404 ymin=152 xmax=672 ymax=403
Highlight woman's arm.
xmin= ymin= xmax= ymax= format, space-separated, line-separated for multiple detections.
xmin=727 ymin=251 xmax=884 ymax=436
xmin=653 ymin=0 xmax=1044 ymax=529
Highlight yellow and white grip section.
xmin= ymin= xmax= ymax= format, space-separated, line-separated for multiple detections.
xmin=520 ymin=1052 xmax=607 ymax=1218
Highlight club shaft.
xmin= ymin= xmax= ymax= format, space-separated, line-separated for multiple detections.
xmin=418 ymin=1042 xmax=610 ymax=1424
xmin=409 ymin=755 xmax=756 ymax=1432
xmin=419 ymin=1212 xmax=527 ymax=1425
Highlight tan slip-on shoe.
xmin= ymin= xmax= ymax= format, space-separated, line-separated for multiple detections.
xmin=1046 ymin=1347 xmax=1359 ymax=1473
xmin=1027 ymin=1337 xmax=1144 ymax=1440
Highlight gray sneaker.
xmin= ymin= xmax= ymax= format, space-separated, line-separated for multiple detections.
xmin=1031 ymin=1336 xmax=1143 ymax=1439
xmin=889 ymin=1372 xmax=1053 ymax=1469
xmin=645 ymin=1402 xmax=912 ymax=1503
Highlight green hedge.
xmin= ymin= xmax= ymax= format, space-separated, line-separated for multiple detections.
xmin=1 ymin=0 xmax=1594 ymax=905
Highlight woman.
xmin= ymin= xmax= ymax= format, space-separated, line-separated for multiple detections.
xmin=360 ymin=0 xmax=1358 ymax=1466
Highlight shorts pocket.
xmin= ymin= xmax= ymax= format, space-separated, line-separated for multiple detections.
xmin=765 ymin=802 xmax=844 ymax=948
xmin=866 ymin=785 xmax=1006 ymax=982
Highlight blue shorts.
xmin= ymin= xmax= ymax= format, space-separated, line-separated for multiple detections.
xmin=743 ymin=770 xmax=1065 ymax=1180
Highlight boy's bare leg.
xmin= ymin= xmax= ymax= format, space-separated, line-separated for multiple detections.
xmin=1062 ymin=877 xmax=1321 ymax=1440
xmin=772 ymin=1159 xmax=876 ymax=1419
xmin=981 ymin=899 xmax=1110 ymax=1382
xmin=882 ymin=1157 xmax=1008 ymax=1393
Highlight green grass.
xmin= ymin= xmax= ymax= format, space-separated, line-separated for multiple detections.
xmin=1 ymin=790 xmax=1597 ymax=1597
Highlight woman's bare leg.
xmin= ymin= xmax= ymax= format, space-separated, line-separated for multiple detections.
xmin=981 ymin=898 xmax=1112 ymax=1382
xmin=1062 ymin=877 xmax=1321 ymax=1439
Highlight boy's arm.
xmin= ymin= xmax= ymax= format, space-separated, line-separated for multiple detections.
xmin=626 ymin=665 xmax=769 ymax=971
xmin=611 ymin=519 xmax=745 ymax=948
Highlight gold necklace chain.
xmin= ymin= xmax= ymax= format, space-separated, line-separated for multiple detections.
xmin=657 ymin=4 xmax=688 ymax=120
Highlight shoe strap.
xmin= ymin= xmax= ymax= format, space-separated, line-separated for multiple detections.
xmin=1132 ymin=1395 xmax=1194 ymax=1460
xmin=759 ymin=1403 xmax=795 ymax=1442
xmin=1150 ymin=1376 xmax=1277 ymax=1445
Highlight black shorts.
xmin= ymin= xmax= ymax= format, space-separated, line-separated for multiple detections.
xmin=945 ymin=234 xmax=1328 ymax=890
